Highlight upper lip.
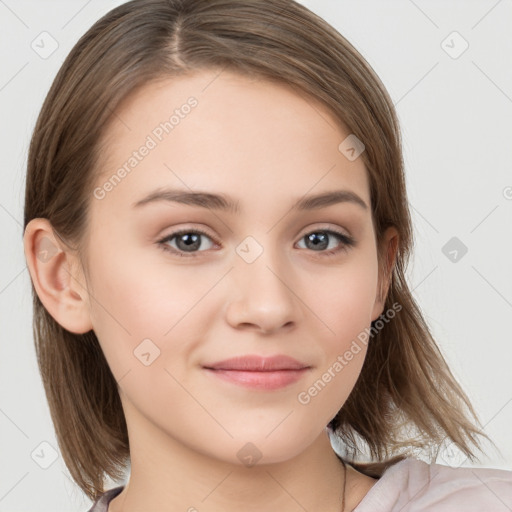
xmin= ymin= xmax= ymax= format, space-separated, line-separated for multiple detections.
xmin=203 ymin=355 xmax=310 ymax=371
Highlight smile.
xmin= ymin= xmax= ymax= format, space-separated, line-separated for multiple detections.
xmin=203 ymin=368 xmax=310 ymax=390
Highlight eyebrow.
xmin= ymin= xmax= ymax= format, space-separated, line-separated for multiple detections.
xmin=132 ymin=187 xmax=368 ymax=214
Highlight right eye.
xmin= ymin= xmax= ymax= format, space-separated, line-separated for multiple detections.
xmin=157 ymin=228 xmax=218 ymax=258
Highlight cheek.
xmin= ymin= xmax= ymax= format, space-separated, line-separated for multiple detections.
xmin=306 ymin=251 xmax=379 ymax=342
xmin=86 ymin=239 xmax=218 ymax=380
xmin=297 ymin=260 xmax=378 ymax=419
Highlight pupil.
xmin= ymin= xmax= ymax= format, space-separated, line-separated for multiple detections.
xmin=180 ymin=233 xmax=200 ymax=250
xmin=308 ymin=232 xmax=328 ymax=250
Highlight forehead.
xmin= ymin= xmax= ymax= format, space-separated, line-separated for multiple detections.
xmin=93 ymin=69 xmax=370 ymax=215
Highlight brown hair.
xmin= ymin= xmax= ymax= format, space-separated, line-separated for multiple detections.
xmin=24 ymin=0 xmax=485 ymax=500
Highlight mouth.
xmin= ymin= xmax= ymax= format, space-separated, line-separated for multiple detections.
xmin=203 ymin=367 xmax=310 ymax=390
xmin=202 ymin=354 xmax=311 ymax=390
xmin=203 ymin=354 xmax=310 ymax=371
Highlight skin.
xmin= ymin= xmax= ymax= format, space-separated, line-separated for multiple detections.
xmin=24 ymin=69 xmax=398 ymax=511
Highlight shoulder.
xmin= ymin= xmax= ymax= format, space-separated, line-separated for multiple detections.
xmin=354 ymin=457 xmax=512 ymax=512
xmin=402 ymin=459 xmax=512 ymax=510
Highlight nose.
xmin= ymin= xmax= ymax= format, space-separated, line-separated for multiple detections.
xmin=224 ymin=245 xmax=299 ymax=334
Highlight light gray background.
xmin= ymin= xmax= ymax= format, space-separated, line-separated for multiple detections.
xmin=1 ymin=0 xmax=511 ymax=510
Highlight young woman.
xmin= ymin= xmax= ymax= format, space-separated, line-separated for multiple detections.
xmin=22 ymin=0 xmax=512 ymax=510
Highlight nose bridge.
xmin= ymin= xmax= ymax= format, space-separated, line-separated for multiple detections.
xmin=227 ymin=231 xmax=298 ymax=330
xmin=235 ymin=231 xmax=290 ymax=293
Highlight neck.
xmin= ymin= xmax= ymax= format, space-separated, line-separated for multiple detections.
xmin=107 ymin=414 xmax=375 ymax=512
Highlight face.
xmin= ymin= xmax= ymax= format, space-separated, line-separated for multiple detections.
xmin=78 ymin=69 xmax=389 ymax=465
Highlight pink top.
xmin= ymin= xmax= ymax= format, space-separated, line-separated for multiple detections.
xmin=353 ymin=457 xmax=512 ymax=511
xmin=86 ymin=458 xmax=512 ymax=511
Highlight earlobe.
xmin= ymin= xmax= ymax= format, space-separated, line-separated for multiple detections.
xmin=371 ymin=226 xmax=399 ymax=322
xmin=23 ymin=218 xmax=93 ymax=334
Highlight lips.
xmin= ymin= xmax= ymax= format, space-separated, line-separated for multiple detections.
xmin=203 ymin=354 xmax=310 ymax=371
xmin=203 ymin=355 xmax=311 ymax=390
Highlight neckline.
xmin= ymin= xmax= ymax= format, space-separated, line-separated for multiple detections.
xmin=351 ymin=458 xmax=411 ymax=510
xmin=97 ymin=459 xmax=410 ymax=511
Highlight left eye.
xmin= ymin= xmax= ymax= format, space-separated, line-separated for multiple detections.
xmin=157 ymin=228 xmax=355 ymax=258
xmin=296 ymin=229 xmax=354 ymax=255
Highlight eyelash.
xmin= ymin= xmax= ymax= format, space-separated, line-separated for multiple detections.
xmin=157 ymin=226 xmax=355 ymax=259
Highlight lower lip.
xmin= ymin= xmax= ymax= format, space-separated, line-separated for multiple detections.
xmin=203 ymin=368 xmax=309 ymax=390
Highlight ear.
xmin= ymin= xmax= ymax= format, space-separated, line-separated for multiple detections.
xmin=371 ymin=226 xmax=399 ymax=322
xmin=23 ymin=218 xmax=93 ymax=334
